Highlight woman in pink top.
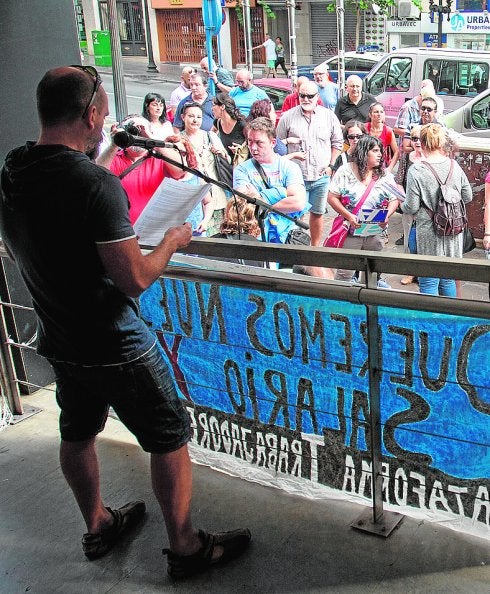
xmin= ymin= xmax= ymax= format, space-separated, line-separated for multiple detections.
xmin=365 ymin=102 xmax=399 ymax=172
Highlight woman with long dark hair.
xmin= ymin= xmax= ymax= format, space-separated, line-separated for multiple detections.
xmin=211 ymin=92 xmax=246 ymax=160
xmin=142 ymin=92 xmax=173 ymax=140
xmin=331 ymin=119 xmax=366 ymax=174
xmin=365 ymin=102 xmax=399 ymax=171
xmin=327 ymin=135 xmax=401 ymax=286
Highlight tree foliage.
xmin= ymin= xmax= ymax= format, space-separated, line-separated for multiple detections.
xmin=326 ymin=0 xmax=422 ymax=14
xmin=225 ymin=0 xmax=276 ymax=27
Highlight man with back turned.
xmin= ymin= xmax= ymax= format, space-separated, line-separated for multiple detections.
xmin=0 ymin=65 xmax=251 ymax=580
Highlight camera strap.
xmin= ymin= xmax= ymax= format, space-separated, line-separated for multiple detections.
xmin=119 ymin=154 xmax=150 ymax=180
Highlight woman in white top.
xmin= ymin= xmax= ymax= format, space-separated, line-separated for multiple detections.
xmin=181 ymin=101 xmax=231 ymax=235
xmin=142 ymin=93 xmax=173 ymax=140
xmin=328 ymin=135 xmax=402 ymax=286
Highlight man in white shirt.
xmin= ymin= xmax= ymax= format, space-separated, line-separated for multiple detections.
xmin=168 ymin=66 xmax=195 ymax=117
xmin=277 ymin=80 xmax=343 ymax=246
xmin=253 ymin=33 xmax=277 ymax=78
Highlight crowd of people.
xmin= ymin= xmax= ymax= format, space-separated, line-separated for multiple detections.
xmin=97 ymin=57 xmax=477 ymax=296
xmin=98 ymin=56 xmax=478 ymax=294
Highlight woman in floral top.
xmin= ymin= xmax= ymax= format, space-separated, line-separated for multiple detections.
xmin=327 ymin=135 xmax=402 ymax=285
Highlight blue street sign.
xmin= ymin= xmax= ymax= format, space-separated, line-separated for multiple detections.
xmin=202 ymin=0 xmax=222 ymax=34
xmin=202 ymin=0 xmax=222 ymax=95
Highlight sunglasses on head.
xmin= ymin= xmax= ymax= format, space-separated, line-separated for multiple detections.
xmin=70 ymin=65 xmax=102 ymax=119
xmin=299 ymin=92 xmax=317 ymax=99
xmin=420 ymin=106 xmax=434 ymax=112
xmin=411 ymin=136 xmax=420 ymax=142
xmin=347 ymin=134 xmax=362 ymax=140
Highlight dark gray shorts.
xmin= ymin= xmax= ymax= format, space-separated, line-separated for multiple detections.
xmin=51 ymin=344 xmax=191 ymax=454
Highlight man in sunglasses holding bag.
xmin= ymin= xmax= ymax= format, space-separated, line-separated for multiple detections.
xmin=0 ymin=65 xmax=251 ymax=579
xmin=277 ymin=80 xmax=343 ymax=246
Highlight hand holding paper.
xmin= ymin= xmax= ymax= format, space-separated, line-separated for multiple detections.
xmin=133 ymin=177 xmax=211 ymax=246
xmin=351 ymin=208 xmax=388 ymax=237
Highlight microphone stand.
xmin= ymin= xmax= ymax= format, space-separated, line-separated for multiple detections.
xmin=147 ymin=148 xmax=310 ymax=237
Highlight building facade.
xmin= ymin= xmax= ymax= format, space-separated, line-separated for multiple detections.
xmin=77 ymin=1 xmax=490 ymax=70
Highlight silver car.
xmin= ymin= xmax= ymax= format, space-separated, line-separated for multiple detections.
xmin=444 ymin=88 xmax=490 ymax=138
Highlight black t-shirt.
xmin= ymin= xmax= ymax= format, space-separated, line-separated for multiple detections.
xmin=214 ymin=119 xmax=246 ymax=160
xmin=0 ymin=143 xmax=154 ymax=364
xmin=334 ymin=92 xmax=377 ymax=124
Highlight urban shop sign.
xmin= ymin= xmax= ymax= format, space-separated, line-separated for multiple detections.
xmin=388 ymin=14 xmax=490 ymax=34
xmin=451 ymin=12 xmax=490 ymax=33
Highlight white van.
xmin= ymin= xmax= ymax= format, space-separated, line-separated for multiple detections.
xmin=363 ymin=47 xmax=490 ymax=127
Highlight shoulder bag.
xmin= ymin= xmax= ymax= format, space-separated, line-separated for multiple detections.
xmin=251 ymin=159 xmax=310 ymax=245
xmin=208 ymin=132 xmax=233 ymax=187
xmin=324 ymin=177 xmax=377 ymax=249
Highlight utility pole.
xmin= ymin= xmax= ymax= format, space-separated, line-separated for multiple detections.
xmin=142 ymin=0 xmax=158 ymax=71
xmin=286 ymin=0 xmax=298 ymax=84
xmin=428 ymin=0 xmax=452 ymax=48
xmin=242 ymin=0 xmax=253 ymax=72
xmin=106 ymin=0 xmax=127 ymax=122
xmin=336 ymin=0 xmax=345 ymax=96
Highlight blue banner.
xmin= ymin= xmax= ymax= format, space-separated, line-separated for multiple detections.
xmin=141 ymin=279 xmax=490 ymax=538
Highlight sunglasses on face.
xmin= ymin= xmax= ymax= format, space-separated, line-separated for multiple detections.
xmin=299 ymin=93 xmax=317 ymax=99
xmin=70 ymin=65 xmax=102 ymax=118
xmin=411 ymin=136 xmax=420 ymax=142
xmin=347 ymin=134 xmax=362 ymax=140
xmin=420 ymin=106 xmax=434 ymax=112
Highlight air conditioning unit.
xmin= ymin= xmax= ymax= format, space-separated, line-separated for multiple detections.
xmin=397 ymin=1 xmax=420 ymax=19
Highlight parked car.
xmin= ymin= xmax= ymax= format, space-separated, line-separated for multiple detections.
xmin=254 ymin=78 xmax=292 ymax=123
xmin=443 ymin=87 xmax=490 ymax=137
xmin=363 ymin=47 xmax=490 ymax=127
xmin=297 ymin=50 xmax=385 ymax=83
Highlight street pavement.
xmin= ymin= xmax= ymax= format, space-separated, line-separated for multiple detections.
xmin=92 ymin=55 xmax=489 ymax=301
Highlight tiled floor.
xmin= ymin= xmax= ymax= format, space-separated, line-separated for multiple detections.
xmin=1 ymin=388 xmax=489 ymax=593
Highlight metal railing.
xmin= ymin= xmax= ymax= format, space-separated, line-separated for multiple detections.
xmin=1 ymin=239 xmax=489 ymax=536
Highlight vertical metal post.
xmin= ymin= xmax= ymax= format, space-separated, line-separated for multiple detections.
xmin=351 ymin=258 xmax=403 ymax=537
xmin=336 ymin=0 xmax=345 ymax=96
xmin=142 ymin=0 xmax=158 ymax=71
xmin=437 ymin=0 xmax=443 ymax=47
xmin=106 ymin=0 xmax=128 ymax=123
xmin=0 ymin=296 xmax=22 ymax=415
xmin=242 ymin=0 xmax=253 ymax=73
xmin=286 ymin=0 xmax=297 ymax=84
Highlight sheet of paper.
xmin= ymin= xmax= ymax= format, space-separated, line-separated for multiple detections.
xmin=352 ymin=208 xmax=388 ymax=237
xmin=133 ymin=177 xmax=211 ymax=246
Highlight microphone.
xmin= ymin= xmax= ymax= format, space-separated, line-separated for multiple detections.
xmin=113 ymin=131 xmax=179 ymax=151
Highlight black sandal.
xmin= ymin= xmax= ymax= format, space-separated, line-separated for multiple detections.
xmin=163 ymin=528 xmax=251 ymax=579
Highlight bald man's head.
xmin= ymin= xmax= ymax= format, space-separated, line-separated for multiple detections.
xmin=37 ymin=66 xmax=101 ymax=126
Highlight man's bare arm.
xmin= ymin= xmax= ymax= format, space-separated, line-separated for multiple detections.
xmin=97 ymin=224 xmax=192 ymax=298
